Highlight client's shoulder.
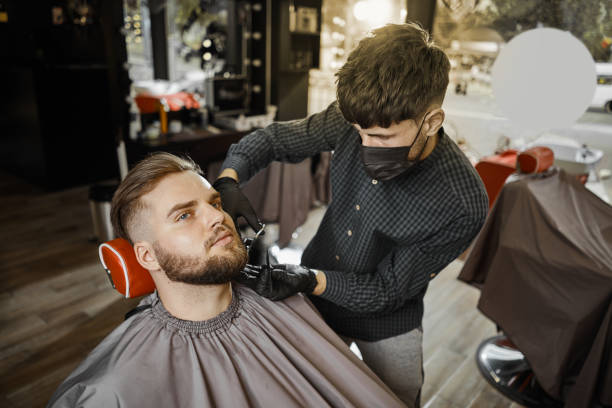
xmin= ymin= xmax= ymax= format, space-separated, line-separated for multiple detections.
xmin=236 ymin=284 xmax=316 ymax=314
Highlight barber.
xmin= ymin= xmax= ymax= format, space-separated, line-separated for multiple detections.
xmin=213 ymin=22 xmax=488 ymax=407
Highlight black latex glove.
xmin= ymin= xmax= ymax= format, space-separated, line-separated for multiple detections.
xmin=212 ymin=177 xmax=264 ymax=233
xmin=239 ymin=263 xmax=318 ymax=301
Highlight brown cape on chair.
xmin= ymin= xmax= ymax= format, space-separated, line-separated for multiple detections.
xmin=458 ymin=169 xmax=612 ymax=408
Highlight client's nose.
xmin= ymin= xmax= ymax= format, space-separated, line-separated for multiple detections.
xmin=202 ymin=203 xmax=225 ymax=229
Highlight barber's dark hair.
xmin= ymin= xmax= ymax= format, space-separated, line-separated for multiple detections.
xmin=111 ymin=152 xmax=202 ymax=244
xmin=336 ymin=22 xmax=450 ymax=128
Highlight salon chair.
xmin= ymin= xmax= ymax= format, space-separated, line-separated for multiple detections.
xmin=474 ymin=149 xmax=519 ymax=209
xmin=98 ymin=238 xmax=154 ymax=298
xmin=475 ymin=146 xmax=555 ymax=209
xmin=477 ymin=335 xmax=564 ymax=408
xmin=473 ymin=147 xmax=568 ymax=407
xmin=467 ymin=145 xmax=612 ymax=407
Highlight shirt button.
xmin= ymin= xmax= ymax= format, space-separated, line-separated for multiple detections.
xmin=347 ymin=230 xmax=352 ymax=236
xmin=430 ymin=273 xmax=436 ymax=278
xmin=355 ymin=204 xmax=360 ymax=211
xmin=335 ymin=255 xmax=340 ymax=261
xmin=372 ymin=179 xmax=378 ymax=185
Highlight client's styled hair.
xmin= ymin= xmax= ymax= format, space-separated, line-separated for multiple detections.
xmin=111 ymin=152 xmax=202 ymax=244
xmin=335 ymin=22 xmax=450 ymax=128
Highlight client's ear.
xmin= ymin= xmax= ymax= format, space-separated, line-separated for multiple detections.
xmin=134 ymin=241 xmax=160 ymax=272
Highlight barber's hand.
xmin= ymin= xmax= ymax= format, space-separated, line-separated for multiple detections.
xmin=212 ymin=177 xmax=264 ymax=233
xmin=273 ymin=264 xmax=319 ymax=296
xmin=239 ymin=263 xmax=318 ymax=301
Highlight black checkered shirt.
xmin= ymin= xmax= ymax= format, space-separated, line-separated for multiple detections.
xmin=222 ymin=102 xmax=488 ymax=341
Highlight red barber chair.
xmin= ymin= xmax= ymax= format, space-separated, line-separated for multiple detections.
xmin=98 ymin=239 xmax=156 ymax=320
xmin=473 ymin=147 xmax=562 ymax=408
xmin=465 ymin=149 xmax=612 ymax=408
xmin=473 ymin=147 xmax=567 ymax=407
xmin=475 ymin=146 xmax=555 ymax=209
xmin=99 ymin=238 xmax=155 ymax=298
xmin=475 ymin=149 xmax=518 ymax=209
xmin=476 ymin=335 xmax=563 ymax=408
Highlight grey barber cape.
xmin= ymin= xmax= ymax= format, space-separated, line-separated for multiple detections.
xmin=48 ymin=284 xmax=404 ymax=407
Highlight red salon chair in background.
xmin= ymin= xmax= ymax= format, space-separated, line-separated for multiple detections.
xmin=475 ymin=146 xmax=555 ymax=210
xmin=465 ymin=148 xmax=612 ymax=408
xmin=472 ymin=146 xmax=561 ymax=408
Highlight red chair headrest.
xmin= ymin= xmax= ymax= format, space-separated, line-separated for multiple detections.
xmin=517 ymin=146 xmax=554 ymax=174
xmin=98 ymin=238 xmax=156 ymax=298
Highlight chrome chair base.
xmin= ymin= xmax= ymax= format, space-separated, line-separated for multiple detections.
xmin=476 ymin=335 xmax=563 ymax=408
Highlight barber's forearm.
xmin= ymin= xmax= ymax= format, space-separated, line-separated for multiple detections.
xmin=222 ymin=105 xmax=340 ymax=182
xmin=312 ymin=268 xmax=406 ymax=314
xmin=220 ymin=131 xmax=269 ymax=184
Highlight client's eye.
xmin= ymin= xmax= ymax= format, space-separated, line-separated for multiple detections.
xmin=211 ymin=200 xmax=222 ymax=209
xmin=177 ymin=212 xmax=191 ymax=221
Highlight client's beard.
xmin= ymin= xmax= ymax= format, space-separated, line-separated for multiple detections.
xmin=153 ymin=227 xmax=247 ymax=285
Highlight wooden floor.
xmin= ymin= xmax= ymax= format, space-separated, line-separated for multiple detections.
xmin=421 ymin=262 xmax=523 ymax=408
xmin=0 ymin=170 xmax=522 ymax=408
xmin=0 ymin=172 xmax=141 ymax=408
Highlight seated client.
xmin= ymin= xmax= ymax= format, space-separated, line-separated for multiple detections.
xmin=48 ymin=152 xmax=404 ymax=408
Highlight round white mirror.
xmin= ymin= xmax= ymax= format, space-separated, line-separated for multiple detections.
xmin=492 ymin=28 xmax=596 ymax=133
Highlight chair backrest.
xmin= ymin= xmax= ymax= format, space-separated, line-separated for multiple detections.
xmin=98 ymin=238 xmax=155 ymax=298
xmin=475 ymin=150 xmax=518 ymax=209
xmin=475 ymin=147 xmax=555 ymax=209
xmin=516 ymin=146 xmax=554 ymax=174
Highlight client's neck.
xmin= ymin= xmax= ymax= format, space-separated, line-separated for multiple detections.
xmin=156 ymin=279 xmax=233 ymax=321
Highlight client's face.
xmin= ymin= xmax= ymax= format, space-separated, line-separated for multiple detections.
xmin=143 ymin=171 xmax=247 ymax=285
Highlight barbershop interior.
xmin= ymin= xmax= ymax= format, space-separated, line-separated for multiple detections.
xmin=1 ymin=0 xmax=612 ymax=407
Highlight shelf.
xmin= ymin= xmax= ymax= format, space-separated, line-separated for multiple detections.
xmin=271 ymin=0 xmax=321 ymax=120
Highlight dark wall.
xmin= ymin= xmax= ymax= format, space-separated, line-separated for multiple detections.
xmin=270 ymin=0 xmax=322 ymax=121
xmin=0 ymin=0 xmax=129 ymax=190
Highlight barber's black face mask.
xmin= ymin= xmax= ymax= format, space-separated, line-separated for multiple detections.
xmin=359 ymin=113 xmax=430 ymax=181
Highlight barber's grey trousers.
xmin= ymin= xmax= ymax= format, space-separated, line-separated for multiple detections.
xmin=343 ymin=327 xmax=423 ymax=408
